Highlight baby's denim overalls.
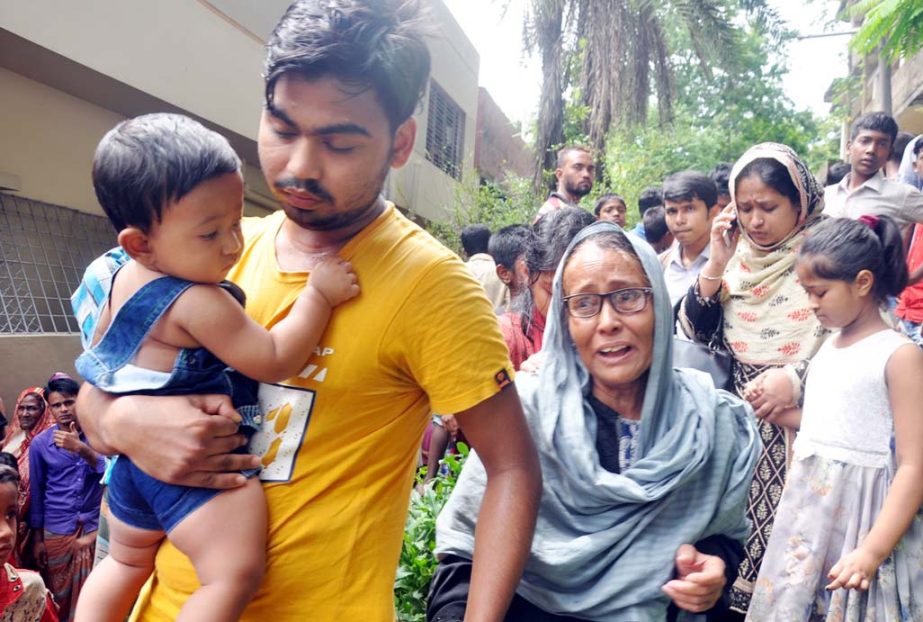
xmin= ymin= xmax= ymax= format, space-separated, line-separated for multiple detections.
xmin=76 ymin=275 xmax=261 ymax=533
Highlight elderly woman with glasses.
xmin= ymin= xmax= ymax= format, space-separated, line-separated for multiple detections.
xmin=429 ymin=222 xmax=760 ymax=622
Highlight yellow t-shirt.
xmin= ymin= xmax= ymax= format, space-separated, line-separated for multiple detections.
xmin=130 ymin=205 xmax=513 ymax=621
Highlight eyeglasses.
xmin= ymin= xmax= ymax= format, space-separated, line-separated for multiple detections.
xmin=563 ymin=287 xmax=653 ymax=318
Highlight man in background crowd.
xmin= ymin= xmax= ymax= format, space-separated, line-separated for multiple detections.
xmin=461 ymin=224 xmax=508 ymax=311
xmin=534 ymin=145 xmax=594 ymax=221
xmin=631 ymin=186 xmax=663 ymax=242
xmin=30 ymin=374 xmax=104 ymax=621
xmin=660 ymin=171 xmax=719 ymax=305
xmin=488 ymin=224 xmax=530 ymax=311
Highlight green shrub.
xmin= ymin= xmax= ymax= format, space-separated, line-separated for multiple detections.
xmin=394 ymin=444 xmax=469 ymax=622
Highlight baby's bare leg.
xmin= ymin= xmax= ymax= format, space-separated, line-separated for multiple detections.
xmin=169 ymin=478 xmax=267 ymax=622
xmin=75 ymin=512 xmax=165 ymax=622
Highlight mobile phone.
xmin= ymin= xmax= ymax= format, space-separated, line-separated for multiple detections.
xmin=723 ymin=216 xmax=738 ymax=246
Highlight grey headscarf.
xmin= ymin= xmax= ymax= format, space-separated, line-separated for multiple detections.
xmin=436 ymin=222 xmax=760 ymax=621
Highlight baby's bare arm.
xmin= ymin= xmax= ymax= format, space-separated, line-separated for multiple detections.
xmin=177 ymin=265 xmax=358 ymax=382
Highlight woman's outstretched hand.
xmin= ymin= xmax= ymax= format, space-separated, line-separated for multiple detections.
xmin=661 ymin=544 xmax=726 ymax=613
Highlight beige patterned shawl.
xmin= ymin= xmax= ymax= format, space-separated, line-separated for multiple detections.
xmin=721 ymin=143 xmax=828 ymax=366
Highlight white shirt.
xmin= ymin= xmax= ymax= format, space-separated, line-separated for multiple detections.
xmin=824 ymin=170 xmax=923 ymax=226
xmin=466 ymin=253 xmax=509 ymax=311
xmin=662 ymin=242 xmax=711 ymax=307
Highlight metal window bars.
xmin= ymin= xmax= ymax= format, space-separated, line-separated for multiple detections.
xmin=0 ymin=193 xmax=116 ymax=334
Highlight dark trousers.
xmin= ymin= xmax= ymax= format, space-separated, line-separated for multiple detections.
xmin=426 ymin=554 xmax=585 ymax=622
xmin=427 ymin=549 xmax=743 ymax=622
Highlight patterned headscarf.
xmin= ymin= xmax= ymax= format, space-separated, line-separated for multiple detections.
xmin=721 ymin=143 xmax=828 ymax=366
xmin=2 ymin=387 xmax=55 ymax=558
xmin=2 ymin=388 xmax=53 ymax=455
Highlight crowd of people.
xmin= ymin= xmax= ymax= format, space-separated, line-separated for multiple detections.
xmin=3 ymin=0 xmax=923 ymax=621
xmin=0 ymin=374 xmax=103 ymax=621
xmin=442 ymin=112 xmax=923 ymax=621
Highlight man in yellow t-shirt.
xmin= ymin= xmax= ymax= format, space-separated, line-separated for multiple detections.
xmin=78 ymin=1 xmax=541 ymax=620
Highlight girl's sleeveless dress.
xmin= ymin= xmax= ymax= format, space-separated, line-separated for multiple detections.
xmin=747 ymin=329 xmax=923 ymax=621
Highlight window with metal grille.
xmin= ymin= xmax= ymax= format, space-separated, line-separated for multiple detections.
xmin=0 ymin=194 xmax=116 ymax=334
xmin=425 ymin=81 xmax=465 ymax=180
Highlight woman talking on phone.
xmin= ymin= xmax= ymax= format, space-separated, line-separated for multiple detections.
xmin=679 ymin=143 xmax=830 ymax=618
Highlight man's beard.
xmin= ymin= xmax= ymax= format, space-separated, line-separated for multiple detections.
xmin=566 ymin=180 xmax=592 ymax=199
xmin=276 ymin=159 xmax=391 ymax=232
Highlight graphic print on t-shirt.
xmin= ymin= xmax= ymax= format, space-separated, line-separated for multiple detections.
xmin=249 ymin=383 xmax=316 ymax=482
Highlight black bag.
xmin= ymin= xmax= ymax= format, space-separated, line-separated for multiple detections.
xmin=672 ymin=298 xmax=733 ymax=391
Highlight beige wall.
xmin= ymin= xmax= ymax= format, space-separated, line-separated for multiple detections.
xmin=1 ymin=0 xmax=479 ymax=223
xmin=0 ymin=335 xmax=83 ymax=420
xmin=1 ymin=0 xmax=265 ymax=141
xmin=0 ymin=67 xmax=123 ymax=216
xmin=0 ymin=67 xmax=275 ymax=218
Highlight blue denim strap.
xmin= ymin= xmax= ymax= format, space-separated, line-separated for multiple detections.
xmin=88 ymin=276 xmax=196 ymax=371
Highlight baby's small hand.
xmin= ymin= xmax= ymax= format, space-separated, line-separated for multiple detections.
xmin=309 ymin=257 xmax=360 ymax=307
xmin=826 ymin=547 xmax=880 ymax=592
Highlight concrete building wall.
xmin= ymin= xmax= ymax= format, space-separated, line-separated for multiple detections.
xmin=0 ymin=67 xmax=124 ymax=216
xmin=475 ymin=88 xmax=533 ymax=183
xmin=0 ymin=0 xmax=269 ymax=142
xmin=386 ymin=0 xmax=479 ymax=222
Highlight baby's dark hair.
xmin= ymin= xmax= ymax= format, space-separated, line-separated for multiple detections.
xmin=799 ymin=216 xmax=907 ymax=301
xmin=93 ymin=113 xmax=241 ymax=234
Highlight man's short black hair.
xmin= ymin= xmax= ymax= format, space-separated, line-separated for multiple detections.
xmin=850 ymin=111 xmax=898 ymax=145
xmin=461 ymin=224 xmax=491 ymax=256
xmin=555 ymin=145 xmax=592 ymax=169
xmin=637 ymin=186 xmax=662 ymax=216
xmin=826 ymin=161 xmax=851 ymax=186
xmin=46 ymin=377 xmax=80 ymax=397
xmin=488 ymin=224 xmax=530 ymax=270
xmin=264 ymin=0 xmax=431 ymax=130
xmin=662 ymin=171 xmax=718 ymax=208
xmin=710 ymin=162 xmax=732 ymax=196
xmin=93 ymin=113 xmax=241 ymax=234
xmin=914 ymin=137 xmax=923 ymax=158
xmin=642 ymin=206 xmax=669 ymax=243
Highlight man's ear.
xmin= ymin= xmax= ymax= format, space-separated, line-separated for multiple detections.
xmin=554 ymin=167 xmax=564 ymax=183
xmin=496 ymin=264 xmax=513 ymax=286
xmin=118 ymin=228 xmax=155 ymax=265
xmin=390 ymin=118 xmax=417 ymax=169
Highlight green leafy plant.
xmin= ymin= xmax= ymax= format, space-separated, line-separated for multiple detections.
xmin=394 ymin=444 xmax=470 ymax=622
xmin=849 ymin=0 xmax=923 ymax=63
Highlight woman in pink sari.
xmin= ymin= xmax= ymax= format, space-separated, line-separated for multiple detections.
xmin=1 ymin=388 xmax=54 ymax=568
